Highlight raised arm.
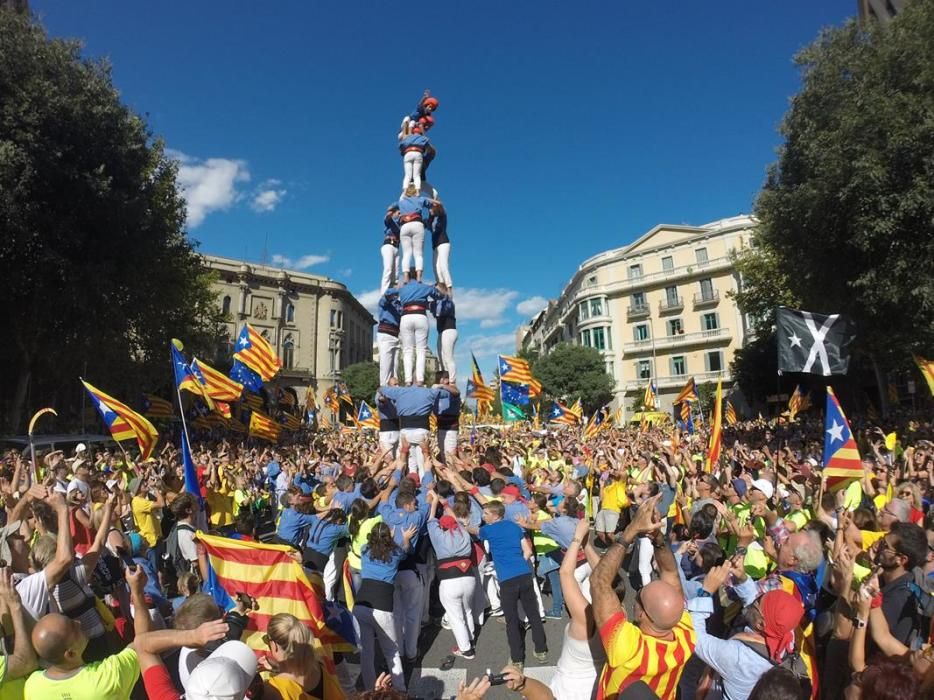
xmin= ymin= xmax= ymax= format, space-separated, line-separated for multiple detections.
xmin=80 ymin=492 xmax=116 ymax=573
xmin=0 ymin=568 xmax=37 ymax=680
xmin=44 ymin=492 xmax=74 ymax=588
xmin=560 ymin=518 xmax=594 ymax=640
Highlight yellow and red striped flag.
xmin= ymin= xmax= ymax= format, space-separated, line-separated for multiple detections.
xmin=249 ymin=411 xmax=281 ymax=442
xmin=569 ymin=397 xmax=583 ymax=421
xmin=704 ymin=379 xmax=723 ymax=473
xmin=323 ymin=387 xmax=340 ymax=413
xmin=725 ymin=401 xmax=737 ymax=426
xmin=913 ymin=354 xmax=934 ymax=396
xmin=674 ymin=377 xmax=698 ymax=404
xmin=787 ymin=385 xmax=808 ymax=421
xmin=466 ymin=353 xmax=495 ymax=402
xmin=196 ymin=533 xmax=353 ymax=696
xmin=356 ymin=401 xmax=380 ymax=430
xmin=214 ymin=401 xmax=232 ymax=420
xmin=498 ymin=355 xmax=536 ymax=385
xmin=233 ymin=324 xmax=281 ymax=381
xmin=142 ymin=394 xmax=174 ymax=420
xmin=192 ymin=358 xmax=244 ymax=402
xmin=82 ymin=380 xmax=159 ymax=460
xmin=822 ymin=387 xmax=863 ymax=491
xmin=279 ymin=412 xmax=301 ymax=431
xmin=228 ymin=417 xmax=248 ymax=434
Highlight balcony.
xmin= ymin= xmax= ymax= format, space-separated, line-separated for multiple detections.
xmin=622 ymin=327 xmax=731 ymax=354
xmin=658 ymin=297 xmax=684 ymax=313
xmin=627 ymin=304 xmax=650 ymax=320
xmin=693 ymin=291 xmax=720 ymax=307
xmin=623 ymin=370 xmax=731 ymax=392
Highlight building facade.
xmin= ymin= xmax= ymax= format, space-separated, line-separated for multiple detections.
xmin=857 ymin=0 xmax=906 ymax=23
xmin=204 ymin=255 xmax=374 ymax=407
xmin=520 ymin=215 xmax=756 ymax=416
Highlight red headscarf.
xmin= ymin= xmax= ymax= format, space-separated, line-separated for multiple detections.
xmin=759 ymin=590 xmax=805 ymax=662
xmin=438 ymin=515 xmax=459 ymax=531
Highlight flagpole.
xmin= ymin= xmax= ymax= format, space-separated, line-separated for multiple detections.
xmin=170 ymin=341 xmax=206 ymax=528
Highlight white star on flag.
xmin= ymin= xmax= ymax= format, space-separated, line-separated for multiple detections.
xmin=239 ymin=337 xmax=250 ymax=347
xmin=789 ymin=333 xmax=802 ymax=348
xmin=826 ymin=420 xmax=844 ymax=444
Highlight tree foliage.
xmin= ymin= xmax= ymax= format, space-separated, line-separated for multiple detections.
xmin=341 ymin=362 xmax=380 ymax=405
xmin=733 ymin=4 xmax=934 ymax=393
xmin=0 ymin=13 xmax=224 ymax=430
xmin=533 ymin=343 xmax=613 ymax=413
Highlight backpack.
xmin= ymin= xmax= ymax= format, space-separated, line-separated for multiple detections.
xmin=165 ymin=523 xmax=196 ymax=578
xmin=738 ymin=638 xmax=812 ymax=698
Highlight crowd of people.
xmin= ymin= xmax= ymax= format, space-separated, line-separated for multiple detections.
xmin=0 ymin=399 xmax=932 ymax=699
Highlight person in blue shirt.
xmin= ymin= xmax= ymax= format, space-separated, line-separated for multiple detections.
xmin=431 ymin=291 xmax=457 ymax=383
xmin=381 ymin=204 xmax=400 ymax=294
xmin=429 ymin=205 xmax=453 ymax=294
xmin=394 ymin=275 xmax=444 ymax=385
xmin=396 ymin=187 xmax=440 ymax=283
xmin=432 ymin=371 xmax=461 ymax=459
xmin=302 ymin=508 xmax=349 ymax=584
xmin=399 ymin=132 xmax=430 ymax=194
xmin=354 ymin=521 xmax=417 ymax=691
xmin=477 ymin=500 xmax=548 ymax=667
xmin=275 ymin=490 xmax=319 ymax=549
xmin=375 ymin=378 xmax=401 ymax=457
xmin=378 ymin=383 xmax=458 ymax=476
xmin=376 ymin=290 xmax=401 ymax=387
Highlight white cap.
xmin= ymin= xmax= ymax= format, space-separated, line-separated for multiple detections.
xmin=75 ymin=443 xmax=87 ymax=454
xmin=185 ymin=641 xmax=257 ymax=700
xmin=750 ymin=479 xmax=774 ymax=500
xmin=105 ymin=479 xmax=120 ymax=491
xmin=806 ymin=457 xmax=818 ymax=467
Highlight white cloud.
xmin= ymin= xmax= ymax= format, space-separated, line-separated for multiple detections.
xmin=270 ymin=253 xmax=330 ymax=270
xmin=455 ymin=287 xmax=520 ymax=327
xmin=516 ymin=295 xmax=548 ymax=318
xmin=338 ymin=268 xmax=353 ymax=278
xmin=250 ymin=179 xmax=287 ymax=213
xmin=355 ymin=288 xmax=382 ymax=316
xmin=464 ymin=332 xmax=519 ymax=359
xmin=171 ymin=151 xmax=250 ymax=228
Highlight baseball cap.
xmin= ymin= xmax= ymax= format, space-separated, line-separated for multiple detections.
xmin=185 ymin=641 xmax=258 ymax=700
xmin=751 ymin=479 xmax=774 ymax=500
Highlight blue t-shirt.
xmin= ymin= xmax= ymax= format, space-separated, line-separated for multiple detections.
xmin=331 ymin=486 xmax=362 ymax=511
xmin=479 ymin=519 xmax=531 ymax=583
xmin=305 ymin=516 xmax=350 ymax=555
xmin=360 ymin=546 xmax=405 ymax=584
xmin=276 ymin=508 xmax=317 ymax=546
xmin=504 ymin=500 xmax=531 ymax=523
xmin=378 ymin=503 xmax=427 ymax=548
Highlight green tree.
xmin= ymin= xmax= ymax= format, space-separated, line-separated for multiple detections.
xmin=733 ymin=4 xmax=934 ymax=411
xmin=0 ymin=13 xmax=224 ymax=430
xmin=341 ymin=362 xmax=380 ymax=405
xmin=534 ymin=343 xmax=613 ymax=414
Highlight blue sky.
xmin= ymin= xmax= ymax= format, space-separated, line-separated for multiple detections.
xmin=34 ymin=0 xmax=854 ymax=383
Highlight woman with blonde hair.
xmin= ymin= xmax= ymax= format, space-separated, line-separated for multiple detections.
xmin=261 ymin=613 xmax=325 ymax=700
xmin=894 ymin=481 xmax=924 ymax=524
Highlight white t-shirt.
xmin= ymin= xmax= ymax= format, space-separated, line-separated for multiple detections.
xmin=177 ymin=525 xmax=198 ymax=563
xmin=16 ymin=571 xmax=49 ymax=622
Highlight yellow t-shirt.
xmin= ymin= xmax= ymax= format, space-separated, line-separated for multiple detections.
xmin=263 ymin=673 xmax=321 ymax=700
xmin=347 ymin=515 xmax=382 ymax=571
xmin=0 ymin=655 xmax=27 ymax=700
xmin=207 ymin=486 xmax=234 ymax=528
xmin=131 ymin=496 xmax=160 ymax=547
xmin=24 ymin=647 xmax=139 ymax=700
xmin=600 ymin=481 xmax=630 ymax=513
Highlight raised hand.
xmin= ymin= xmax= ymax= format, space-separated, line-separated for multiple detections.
xmin=194 ymin=619 xmax=230 ymax=647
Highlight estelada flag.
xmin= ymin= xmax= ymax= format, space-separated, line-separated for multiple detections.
xmin=82 ymin=379 xmax=159 ymax=460
xmin=725 ymin=401 xmax=737 ymax=426
xmin=356 ymin=401 xmax=380 ymax=430
xmin=192 ymin=358 xmax=244 ymax=402
xmin=674 ymin=377 xmax=698 ymax=405
xmin=249 ymin=411 xmax=281 ymax=442
xmin=234 ymin=324 xmax=281 ymax=381
xmin=142 ymin=394 xmax=173 ymax=419
xmin=822 ymin=386 xmax=862 ymax=491
xmin=704 ymin=379 xmax=723 ymax=473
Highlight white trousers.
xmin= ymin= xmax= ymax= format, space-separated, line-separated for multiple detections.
xmin=379 ymin=430 xmax=400 ymax=458
xmin=437 ymin=428 xmax=458 ymax=459
xmin=323 ymin=551 xmax=338 ymax=602
xmin=433 ymin=242 xmax=453 ymax=288
xmin=393 ymin=569 xmax=423 ymax=659
xmin=399 ymin=221 xmax=425 ymax=274
xmin=402 ymin=150 xmax=423 ymax=193
xmin=437 ymin=327 xmax=458 ymax=382
xmin=377 ymin=332 xmax=400 ymax=385
xmin=380 ymin=244 xmax=398 ymax=294
xmin=439 ymin=575 xmax=478 ymax=652
xmin=353 ymin=604 xmax=405 ymax=690
xmin=399 ymin=314 xmax=428 ymax=384
xmin=400 ymin=427 xmax=428 ymax=476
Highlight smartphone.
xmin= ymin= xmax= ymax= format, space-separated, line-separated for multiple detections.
xmin=487 ymin=671 xmax=508 ymax=686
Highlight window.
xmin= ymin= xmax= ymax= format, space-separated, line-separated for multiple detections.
xmin=637 ymin=360 xmax=652 ymax=380
xmin=706 ymin=351 xmax=723 ymax=373
xmin=586 ymin=274 xmax=598 ymax=287
xmin=667 ymin=318 xmax=683 ymax=336
xmin=628 ymin=264 xmax=643 ymax=279
xmin=631 ymin=292 xmax=646 ymax=310
xmin=329 ymin=309 xmax=337 ymax=328
xmin=592 ymin=327 xmax=606 ymax=351
xmin=590 ymin=298 xmax=603 ymax=317
xmin=282 ymin=335 xmax=295 ymax=369
xmin=337 ymin=311 xmax=343 ymax=329
xmin=699 ymin=278 xmax=714 ymax=300
xmin=580 ymin=329 xmax=591 ymax=347
xmin=578 ymin=301 xmax=590 ymax=321
xmin=221 ymin=295 xmax=232 ymax=315
xmin=702 ymin=312 xmax=719 ymax=331
xmin=661 ymin=256 xmax=674 ymax=271
xmin=695 ymin=247 xmax=708 ymax=264
xmin=664 ymin=285 xmax=679 ymax=306
xmin=286 ymin=302 xmax=295 ymax=323
xmin=633 ymin=324 xmax=649 ymax=342
xmin=671 ymin=355 xmax=687 ymax=376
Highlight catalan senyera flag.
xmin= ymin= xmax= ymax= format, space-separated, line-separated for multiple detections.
xmin=498 ymin=355 xmax=535 ymax=385
xmin=674 ymin=377 xmax=698 ymax=405
xmin=466 ymin=353 xmax=495 ymax=402
xmin=643 ymin=380 xmax=657 ymax=410
xmin=318 ymin=412 xmax=332 ymax=431
xmin=913 ymin=354 xmax=934 ymax=396
xmin=822 ymin=387 xmax=863 ymax=491
xmin=249 ymin=411 xmax=281 ymax=442
xmin=725 ymin=401 xmax=737 ymax=426
xmin=142 ymin=394 xmax=173 ymax=419
xmin=357 ymin=401 xmax=380 ymax=430
xmin=195 ymin=532 xmax=353 ymax=695
xmin=548 ymin=400 xmax=579 ymax=425
xmin=192 ymin=358 xmax=244 ymax=402
xmin=234 ymin=324 xmax=281 ymax=381
xmin=214 ymin=401 xmax=232 ymax=420
xmin=228 ymin=416 xmax=248 ymax=434
xmin=704 ymin=379 xmax=723 ymax=473
xmin=81 ymin=379 xmax=159 ymax=460
xmin=529 ymin=377 xmax=542 ymax=397
xmin=242 ymin=392 xmax=264 ymax=412
xmin=787 ymin=385 xmax=808 ymax=421
xmin=172 ymin=345 xmax=215 ymax=412
xmin=569 ymin=397 xmax=583 ymax=420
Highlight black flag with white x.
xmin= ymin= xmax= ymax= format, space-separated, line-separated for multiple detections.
xmin=776 ymin=307 xmax=855 ymax=376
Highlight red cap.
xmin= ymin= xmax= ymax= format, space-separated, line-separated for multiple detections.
xmin=502 ymin=485 xmax=521 ymax=499
xmin=480 ymin=463 xmax=495 ymax=474
xmin=422 ymin=96 xmax=440 ymax=111
xmin=438 ymin=515 xmax=458 ymax=531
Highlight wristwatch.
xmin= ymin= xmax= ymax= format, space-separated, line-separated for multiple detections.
xmin=734 ymin=546 xmax=748 ymax=557
xmin=853 ymin=617 xmax=867 ymax=629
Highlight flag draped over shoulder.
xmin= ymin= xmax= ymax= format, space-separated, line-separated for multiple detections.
xmin=913 ymin=355 xmax=934 ymax=396
xmin=196 ymin=533 xmax=353 ymax=693
xmin=192 ymin=358 xmax=244 ymax=402
xmin=466 ymin=353 xmax=495 ymax=402
xmin=357 ymin=401 xmax=380 ymax=430
xmin=249 ymin=412 xmax=281 ymax=442
xmin=81 ymin=379 xmax=159 ymax=460
xmin=822 ymin=387 xmax=863 ymax=491
xmin=704 ymin=379 xmax=723 ymax=473
xmin=776 ymin=307 xmax=855 ymax=376
xmin=234 ymin=324 xmax=281 ymax=381
xmin=142 ymin=394 xmax=173 ymax=419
